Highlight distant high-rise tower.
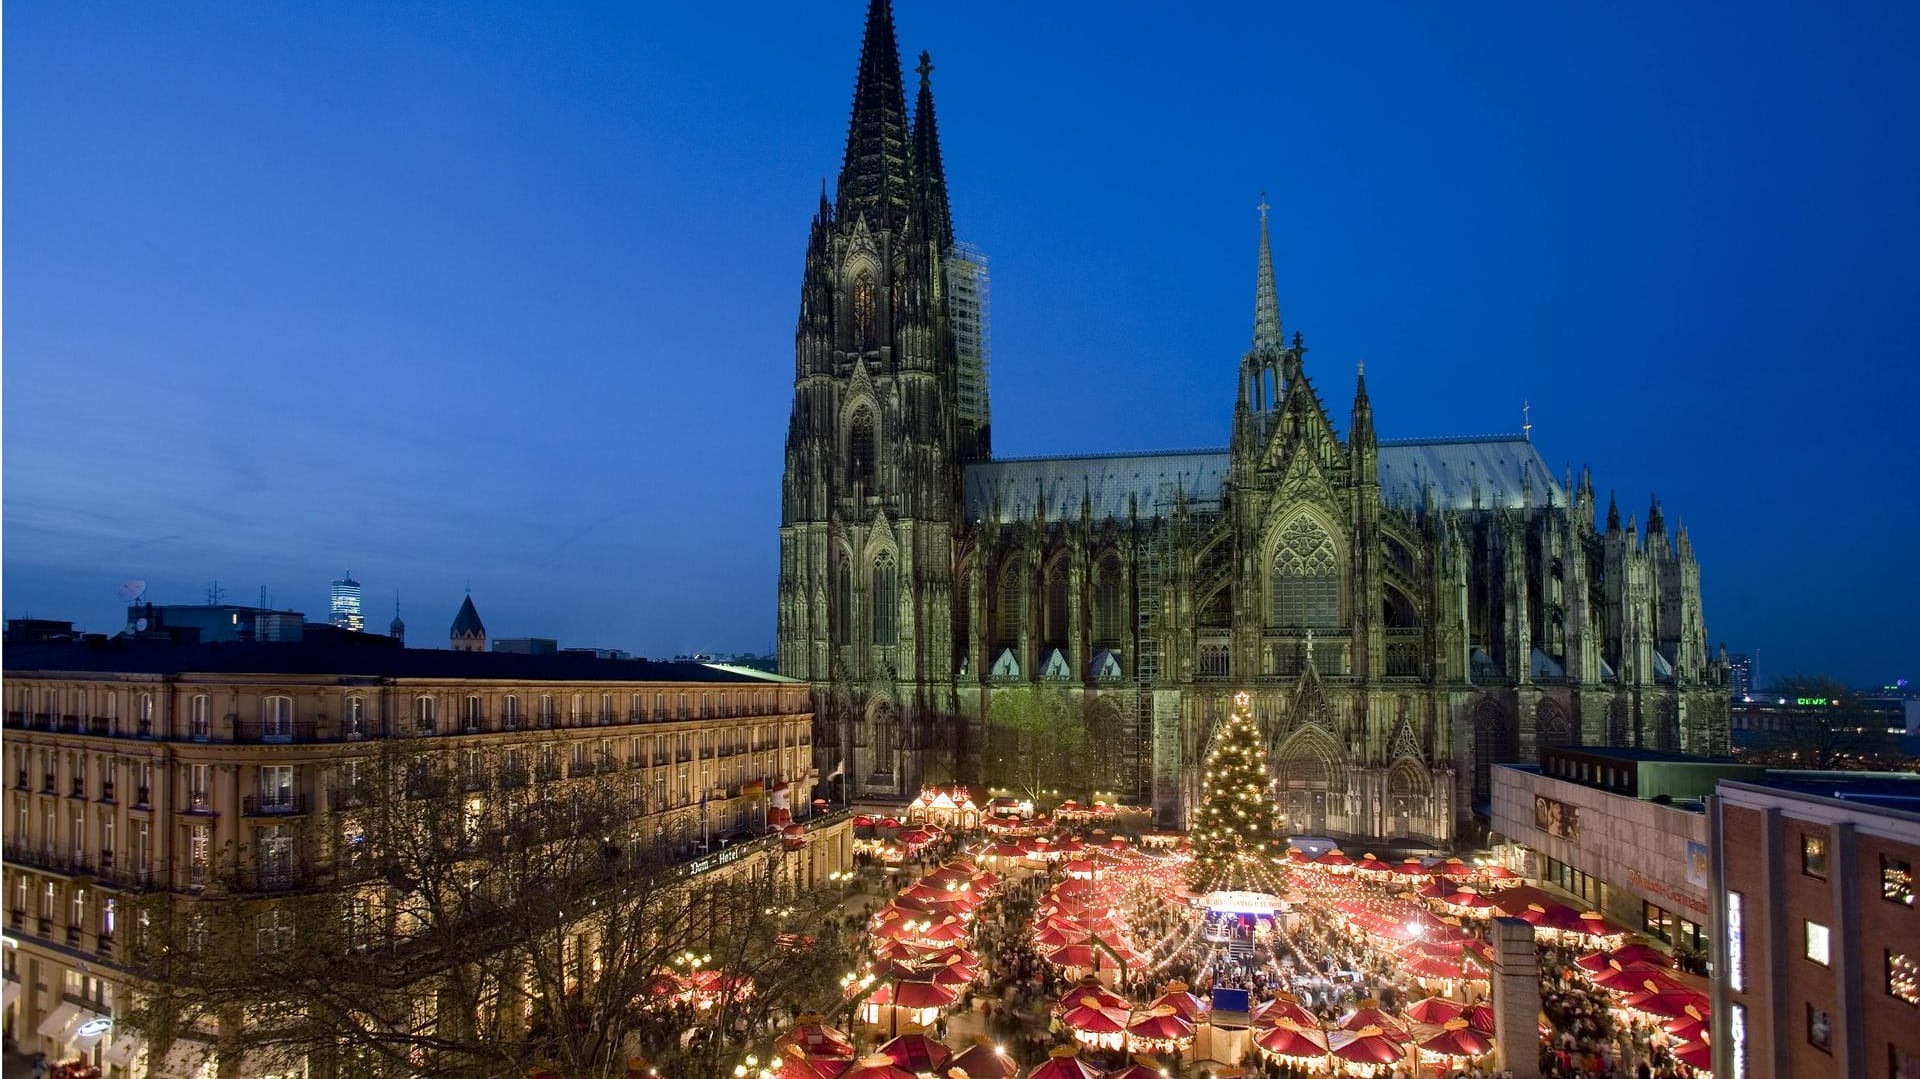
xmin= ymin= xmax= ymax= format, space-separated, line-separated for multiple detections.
xmin=330 ymin=571 xmax=364 ymax=632
xmin=1728 ymin=653 xmax=1755 ymax=697
xmin=450 ymin=593 xmax=486 ymax=652
xmin=947 ymin=241 xmax=991 ymax=461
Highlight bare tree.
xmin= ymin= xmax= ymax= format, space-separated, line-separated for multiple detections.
xmin=122 ymin=738 xmax=856 ymax=1079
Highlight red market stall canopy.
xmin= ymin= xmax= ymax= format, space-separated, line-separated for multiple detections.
xmin=1148 ymin=985 xmax=1208 ymax=1022
xmin=1329 ymin=1027 xmax=1406 ymax=1066
xmin=838 ymin=1055 xmax=922 ymax=1079
xmin=1057 ymin=981 xmax=1130 ymax=1015
xmin=1124 ymin=1007 xmax=1195 ymax=1045
xmin=1338 ymin=1005 xmax=1409 ymax=1039
xmin=1405 ymin=997 xmax=1463 ymax=1025
xmin=949 ymin=1041 xmax=1018 ymax=1079
xmin=1251 ymin=995 xmax=1317 ymax=1030
xmin=1415 ymin=1018 xmax=1494 ymax=1058
xmin=1577 ymin=943 xmax=1670 ymax=972
xmin=876 ymin=1033 xmax=951 ymax=1075
xmin=1673 ymin=1038 xmax=1712 ymax=1071
xmin=1253 ymin=1021 xmax=1330 ymax=1060
xmin=775 ymin=1018 xmax=856 ymax=1061
xmin=1024 ymin=1047 xmax=1105 ymax=1079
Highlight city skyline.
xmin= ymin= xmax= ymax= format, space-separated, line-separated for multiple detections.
xmin=6 ymin=2 xmax=1916 ymax=684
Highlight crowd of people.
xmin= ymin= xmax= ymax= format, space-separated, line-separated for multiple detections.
xmin=830 ymin=821 xmax=1706 ymax=1079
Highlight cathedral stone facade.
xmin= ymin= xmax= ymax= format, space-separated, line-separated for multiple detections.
xmin=778 ymin=0 xmax=1729 ymax=845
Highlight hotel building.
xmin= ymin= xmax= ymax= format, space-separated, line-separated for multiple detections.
xmin=2 ymin=633 xmax=850 ymax=1076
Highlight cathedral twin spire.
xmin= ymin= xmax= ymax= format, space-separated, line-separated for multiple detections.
xmin=837 ymin=0 xmax=949 ymax=243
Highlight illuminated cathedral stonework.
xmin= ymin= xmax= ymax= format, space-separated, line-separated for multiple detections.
xmin=776 ymin=0 xmax=1729 ymax=843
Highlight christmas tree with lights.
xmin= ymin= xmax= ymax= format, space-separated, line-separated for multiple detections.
xmin=1189 ymin=693 xmax=1288 ymax=893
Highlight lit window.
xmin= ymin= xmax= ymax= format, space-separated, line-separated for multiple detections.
xmin=1890 ymin=950 xmax=1919 ymax=1007
xmin=1802 ymin=833 xmax=1828 ymax=879
xmin=1805 ymin=920 xmax=1831 ymax=966
xmin=1885 ymin=855 xmax=1915 ymax=907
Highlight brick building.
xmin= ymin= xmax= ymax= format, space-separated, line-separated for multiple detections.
xmin=1709 ymin=773 xmax=1920 ymax=1078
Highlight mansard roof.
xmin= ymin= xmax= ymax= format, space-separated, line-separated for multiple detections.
xmin=961 ymin=434 xmax=1564 ymax=523
xmin=2 ymin=639 xmax=776 ymax=684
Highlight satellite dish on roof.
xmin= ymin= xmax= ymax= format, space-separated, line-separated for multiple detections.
xmin=117 ymin=580 xmax=147 ymax=603
xmin=134 ymin=618 xmax=149 ymax=632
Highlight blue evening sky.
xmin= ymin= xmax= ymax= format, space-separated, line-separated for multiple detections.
xmin=5 ymin=2 xmax=1915 ymax=686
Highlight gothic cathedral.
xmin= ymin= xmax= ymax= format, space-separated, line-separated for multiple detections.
xmin=777 ymin=0 xmax=1730 ymax=845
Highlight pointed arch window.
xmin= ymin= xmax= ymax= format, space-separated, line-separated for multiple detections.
xmin=1271 ymin=516 xmax=1339 ymax=628
xmin=848 ymin=408 xmax=876 ymax=492
xmin=995 ymin=557 xmax=1024 ymax=649
xmin=851 ymin=270 xmax=877 ymax=350
xmin=834 ymin=555 xmax=854 ymax=645
xmin=1092 ymin=557 xmax=1123 ymax=649
xmin=871 ymin=552 xmax=898 ymax=646
xmin=1044 ymin=561 xmax=1071 ymax=648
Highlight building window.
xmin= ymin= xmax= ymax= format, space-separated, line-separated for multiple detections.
xmin=258 ymin=765 xmax=294 ymax=812
xmin=1890 ymin=950 xmax=1920 ymax=1007
xmin=1805 ymin=920 xmax=1831 ymax=966
xmin=345 ymin=696 xmax=366 ymax=738
xmin=190 ymin=695 xmax=211 ymax=739
xmin=256 ymin=908 xmax=294 ymax=954
xmin=1727 ymin=890 xmax=1746 ymax=992
xmin=188 ymin=824 xmax=210 ymax=884
xmin=1271 ymin=515 xmax=1339 ymax=628
xmin=463 ymin=695 xmax=484 ymax=731
xmin=188 ymin=763 xmax=211 ymax=809
xmin=600 ymin=694 xmax=614 ymax=722
xmin=414 ymin=696 xmax=436 ymax=735
xmin=1806 ymin=1002 xmax=1832 ymax=1052
xmin=872 ymin=552 xmax=898 ymax=646
xmin=1885 ymin=855 xmax=1915 ymax=907
xmin=848 ymin=406 xmax=876 ymax=488
xmin=1802 ymin=833 xmax=1828 ymax=879
xmin=503 ymin=695 xmax=519 ymax=729
xmin=262 ymin=695 xmax=293 ymax=740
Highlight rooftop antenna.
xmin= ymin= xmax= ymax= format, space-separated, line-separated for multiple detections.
xmin=1522 ymin=400 xmax=1532 ymax=442
xmin=206 ymin=580 xmax=226 ymax=605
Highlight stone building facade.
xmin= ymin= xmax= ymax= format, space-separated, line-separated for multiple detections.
xmin=1 ymin=637 xmax=845 ymax=1075
xmin=778 ymin=0 xmax=1728 ymax=842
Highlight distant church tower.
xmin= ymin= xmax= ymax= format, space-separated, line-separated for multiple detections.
xmin=449 ymin=594 xmax=486 ymax=652
xmin=777 ymin=0 xmax=968 ymax=799
xmin=389 ymin=597 xmax=406 ymax=647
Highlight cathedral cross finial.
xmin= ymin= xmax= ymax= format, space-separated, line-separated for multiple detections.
xmin=1258 ymin=191 xmax=1270 ymax=221
xmin=1523 ymin=400 xmax=1532 ymax=441
xmin=916 ymin=50 xmax=933 ymax=81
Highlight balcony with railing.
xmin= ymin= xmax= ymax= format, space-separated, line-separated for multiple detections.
xmin=180 ymin=792 xmax=216 ymax=816
xmin=133 ymin=786 xmax=151 ymax=808
xmin=243 ymin=793 xmax=309 ymax=817
xmin=99 ymin=782 xmax=115 ymax=804
xmin=234 ymin=719 xmax=319 ymax=744
xmin=233 ymin=863 xmax=313 ymax=893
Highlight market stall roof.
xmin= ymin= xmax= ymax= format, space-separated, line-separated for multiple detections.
xmin=949 ymin=1041 xmax=1019 ymax=1079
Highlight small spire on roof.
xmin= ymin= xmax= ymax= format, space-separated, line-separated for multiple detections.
xmin=1522 ymin=400 xmax=1532 ymax=442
